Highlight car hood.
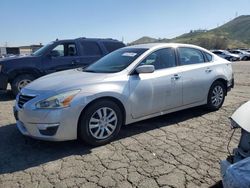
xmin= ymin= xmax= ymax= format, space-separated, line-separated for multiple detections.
xmin=24 ymin=69 xmax=109 ymax=92
xmin=229 ymin=54 xmax=240 ymax=58
xmin=0 ymin=55 xmax=38 ymax=65
xmin=231 ymin=100 xmax=250 ymax=132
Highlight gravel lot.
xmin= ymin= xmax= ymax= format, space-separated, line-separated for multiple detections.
xmin=0 ymin=61 xmax=250 ymax=188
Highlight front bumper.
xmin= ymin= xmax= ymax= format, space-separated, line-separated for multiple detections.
xmin=0 ymin=73 xmax=8 ymax=90
xmin=227 ymin=78 xmax=234 ymax=92
xmin=13 ymin=100 xmax=83 ymax=141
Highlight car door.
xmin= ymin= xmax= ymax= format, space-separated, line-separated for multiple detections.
xmin=177 ymin=47 xmax=216 ymax=105
xmin=78 ymin=40 xmax=103 ymax=68
xmin=43 ymin=42 xmax=81 ymax=74
xmin=129 ymin=48 xmax=182 ymax=119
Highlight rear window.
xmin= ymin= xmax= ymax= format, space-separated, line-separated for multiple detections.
xmin=213 ymin=51 xmax=221 ymax=54
xmin=103 ymin=42 xmax=125 ymax=53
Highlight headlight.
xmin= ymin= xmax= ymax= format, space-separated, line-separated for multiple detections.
xmin=230 ymin=118 xmax=240 ymax=129
xmin=36 ymin=90 xmax=80 ymax=109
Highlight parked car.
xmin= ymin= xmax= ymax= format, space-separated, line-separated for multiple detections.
xmin=1 ymin=54 xmax=17 ymax=59
xmin=220 ymin=100 xmax=250 ymax=187
xmin=13 ymin=43 xmax=234 ymax=145
xmin=229 ymin=49 xmax=250 ymax=60
xmin=211 ymin=50 xmax=240 ymax=61
xmin=0 ymin=38 xmax=125 ymax=95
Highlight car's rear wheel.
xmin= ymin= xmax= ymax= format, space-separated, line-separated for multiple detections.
xmin=207 ymin=81 xmax=226 ymax=110
xmin=79 ymin=100 xmax=122 ymax=146
xmin=242 ymin=56 xmax=248 ymax=61
xmin=11 ymin=74 xmax=35 ymax=96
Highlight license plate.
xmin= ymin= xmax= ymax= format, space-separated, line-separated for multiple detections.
xmin=13 ymin=107 xmax=19 ymax=120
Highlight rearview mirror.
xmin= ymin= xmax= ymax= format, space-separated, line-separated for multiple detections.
xmin=135 ymin=65 xmax=155 ymax=74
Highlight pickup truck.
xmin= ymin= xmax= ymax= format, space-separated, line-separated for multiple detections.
xmin=0 ymin=37 xmax=125 ymax=95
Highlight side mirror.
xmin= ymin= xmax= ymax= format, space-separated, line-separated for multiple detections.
xmin=135 ymin=65 xmax=155 ymax=74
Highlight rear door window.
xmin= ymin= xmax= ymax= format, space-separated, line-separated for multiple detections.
xmin=178 ymin=47 xmax=205 ymax=65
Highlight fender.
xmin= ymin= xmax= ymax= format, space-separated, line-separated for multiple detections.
xmin=8 ymin=68 xmax=43 ymax=83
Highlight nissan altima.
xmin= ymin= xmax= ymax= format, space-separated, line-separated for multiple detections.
xmin=14 ymin=43 xmax=234 ymax=145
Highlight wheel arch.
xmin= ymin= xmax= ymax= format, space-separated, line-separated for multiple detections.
xmin=77 ymin=96 xmax=126 ymax=139
xmin=214 ymin=78 xmax=227 ymax=92
xmin=208 ymin=78 xmax=228 ymax=99
xmin=8 ymin=68 xmax=42 ymax=84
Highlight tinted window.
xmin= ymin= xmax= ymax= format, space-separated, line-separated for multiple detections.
xmin=231 ymin=51 xmax=239 ymax=54
xmin=67 ymin=44 xmax=77 ymax=56
xmin=103 ymin=42 xmax=125 ymax=53
xmin=205 ymin=52 xmax=213 ymax=62
xmin=140 ymin=48 xmax=176 ymax=70
xmin=84 ymin=48 xmax=147 ymax=73
xmin=178 ymin=47 xmax=205 ymax=65
xmin=81 ymin=41 xmax=102 ymax=56
xmin=213 ymin=51 xmax=222 ymax=55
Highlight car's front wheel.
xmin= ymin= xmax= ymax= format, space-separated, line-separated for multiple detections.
xmin=11 ymin=74 xmax=35 ymax=96
xmin=207 ymin=81 xmax=226 ymax=110
xmin=79 ymin=100 xmax=123 ymax=146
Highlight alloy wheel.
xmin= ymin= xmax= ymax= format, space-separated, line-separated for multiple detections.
xmin=211 ymin=85 xmax=224 ymax=107
xmin=18 ymin=79 xmax=31 ymax=91
xmin=89 ymin=107 xmax=118 ymax=140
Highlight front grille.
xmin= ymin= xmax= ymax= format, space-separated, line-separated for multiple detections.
xmin=18 ymin=94 xmax=36 ymax=108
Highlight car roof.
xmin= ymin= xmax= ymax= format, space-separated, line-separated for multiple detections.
xmin=77 ymin=37 xmax=122 ymax=42
xmin=211 ymin=50 xmax=224 ymax=52
xmin=126 ymin=43 xmax=210 ymax=51
xmin=52 ymin=38 xmax=123 ymax=43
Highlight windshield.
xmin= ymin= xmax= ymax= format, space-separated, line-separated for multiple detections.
xmin=32 ymin=42 xmax=53 ymax=56
xmin=84 ymin=48 xmax=147 ymax=73
xmin=223 ymin=50 xmax=230 ymax=55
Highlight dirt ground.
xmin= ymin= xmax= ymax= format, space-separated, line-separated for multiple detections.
xmin=0 ymin=61 xmax=250 ymax=188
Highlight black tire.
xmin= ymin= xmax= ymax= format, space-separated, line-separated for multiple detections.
xmin=11 ymin=74 xmax=35 ymax=96
xmin=79 ymin=100 xmax=123 ymax=146
xmin=242 ymin=56 xmax=248 ymax=61
xmin=206 ymin=81 xmax=226 ymax=111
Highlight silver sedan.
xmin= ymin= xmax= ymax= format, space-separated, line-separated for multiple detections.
xmin=14 ymin=43 xmax=234 ymax=145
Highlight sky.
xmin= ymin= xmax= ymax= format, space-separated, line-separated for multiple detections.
xmin=0 ymin=0 xmax=250 ymax=46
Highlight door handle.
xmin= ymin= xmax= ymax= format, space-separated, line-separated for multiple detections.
xmin=205 ymin=68 xmax=212 ymax=73
xmin=171 ymin=74 xmax=181 ymax=80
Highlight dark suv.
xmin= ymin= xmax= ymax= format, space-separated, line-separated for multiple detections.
xmin=0 ymin=38 xmax=125 ymax=95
